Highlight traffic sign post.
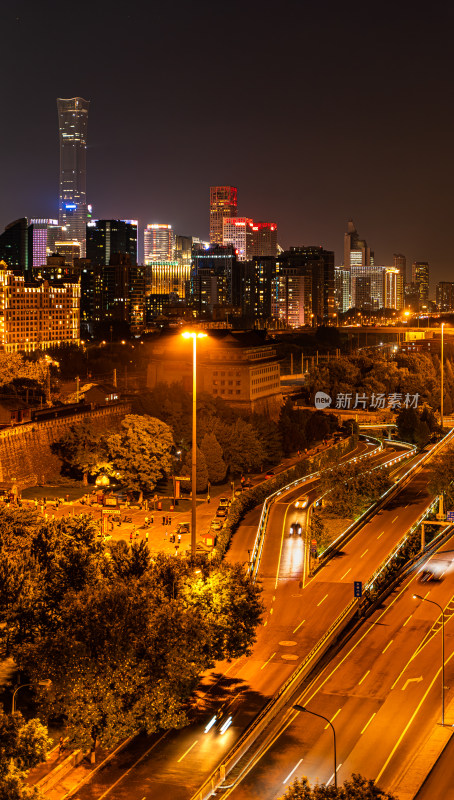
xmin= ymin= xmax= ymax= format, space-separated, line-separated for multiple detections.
xmin=354 ymin=581 xmax=362 ymax=598
xmin=447 ymin=511 xmax=454 ymax=523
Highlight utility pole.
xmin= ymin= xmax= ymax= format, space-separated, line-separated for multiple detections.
xmin=75 ymin=376 xmax=80 ymax=403
xmin=113 ymin=368 xmax=117 ymax=388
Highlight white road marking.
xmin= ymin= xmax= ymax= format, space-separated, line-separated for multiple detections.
xmin=382 ymin=639 xmax=393 ymax=654
xmin=317 ymin=594 xmax=328 ymax=607
xmin=341 ymin=568 xmax=351 ymax=580
xmin=261 ymin=652 xmax=276 ymax=670
xmin=361 ymin=712 xmax=376 ymax=734
xmin=270 ymin=608 xmax=274 ymax=615
xmin=360 ymin=549 xmax=368 ymax=558
xmin=327 ymin=764 xmax=342 ymax=785
xmin=403 ymin=614 xmax=412 ymax=627
xmin=293 ymin=619 xmax=305 ymax=634
xmin=358 ymin=670 xmax=370 ymax=685
xmin=283 ymin=758 xmax=303 ymax=784
xmin=377 ymin=531 xmax=384 ymax=539
xmin=178 ymin=739 xmax=198 ymax=762
xmin=402 ymin=676 xmax=423 ymax=691
xmin=324 ymin=708 xmax=341 ymax=729
xmin=392 ymin=516 xmax=398 ymax=523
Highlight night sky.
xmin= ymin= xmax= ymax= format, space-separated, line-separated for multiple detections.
xmin=1 ymin=1 xmax=453 ymax=289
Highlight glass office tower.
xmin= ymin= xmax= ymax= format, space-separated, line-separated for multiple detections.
xmin=57 ymin=97 xmax=90 ymax=256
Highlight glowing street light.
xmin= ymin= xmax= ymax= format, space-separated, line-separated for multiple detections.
xmin=181 ymin=331 xmax=207 ymax=556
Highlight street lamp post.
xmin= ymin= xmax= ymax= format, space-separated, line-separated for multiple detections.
xmin=12 ymin=681 xmax=51 ymax=713
xmin=293 ymin=704 xmax=337 ymax=789
xmin=182 ymin=331 xmax=207 ymax=557
xmin=413 ymin=595 xmax=445 ymax=725
xmin=441 ymin=322 xmax=445 ymax=429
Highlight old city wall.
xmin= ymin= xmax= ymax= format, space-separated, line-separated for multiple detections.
xmin=0 ymin=402 xmax=131 ymax=489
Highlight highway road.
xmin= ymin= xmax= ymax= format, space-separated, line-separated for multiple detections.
xmin=69 ymin=440 xmax=424 ymax=800
xmin=225 ymin=533 xmax=454 ymax=799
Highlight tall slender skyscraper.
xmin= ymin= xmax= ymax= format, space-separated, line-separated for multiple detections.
xmin=210 ymin=186 xmax=237 ymax=244
xmin=57 ymin=97 xmax=90 ymax=256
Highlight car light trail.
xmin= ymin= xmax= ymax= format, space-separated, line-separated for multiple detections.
xmin=204 ymin=715 xmax=217 ymax=734
xmin=219 ymin=716 xmax=233 ymax=735
xmin=283 ymin=758 xmax=303 ymax=784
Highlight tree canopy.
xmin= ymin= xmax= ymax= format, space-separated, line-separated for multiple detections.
xmin=281 ymin=773 xmax=398 ymax=799
xmin=106 ymin=414 xmax=174 ymax=495
xmin=0 ymin=710 xmax=51 ymax=800
xmin=0 ymin=509 xmax=264 ymax=755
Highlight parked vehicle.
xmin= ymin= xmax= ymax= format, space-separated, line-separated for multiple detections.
xmin=210 ymin=519 xmax=223 ymax=531
xmin=218 ymin=497 xmax=230 ymax=508
xmin=216 ymin=507 xmax=228 ymax=518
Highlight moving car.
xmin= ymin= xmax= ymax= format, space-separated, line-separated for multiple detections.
xmin=417 ymin=550 xmax=454 ymax=582
xmin=295 ymin=495 xmax=309 ymax=509
xmin=265 ymin=470 xmax=275 ymax=479
xmin=289 ymin=521 xmax=302 ymax=536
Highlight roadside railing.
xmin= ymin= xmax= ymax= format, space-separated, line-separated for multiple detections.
xmin=190 ymin=429 xmax=454 ymax=800
xmin=248 ymin=435 xmax=384 ymax=581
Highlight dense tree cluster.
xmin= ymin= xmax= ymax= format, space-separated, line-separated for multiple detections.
xmin=0 ymin=509 xmax=263 ymax=756
xmin=133 ymin=386 xmax=338 ymax=488
xmin=429 ymin=443 xmax=454 ymax=507
xmin=319 ymin=461 xmax=393 ymax=519
xmin=303 ymin=351 xmax=452 ymax=413
xmin=280 ymin=773 xmax=397 ymax=799
xmin=54 ymin=414 xmax=174 ymax=492
xmin=0 ymin=709 xmax=51 ymax=800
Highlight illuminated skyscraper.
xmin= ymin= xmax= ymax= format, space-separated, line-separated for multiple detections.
xmin=251 ymin=222 xmax=278 ymax=257
xmin=87 ymin=219 xmax=138 ymax=266
xmin=210 ymin=186 xmax=237 ymax=244
xmin=144 ymin=224 xmax=175 ymax=262
xmin=344 ymin=220 xmax=374 ymax=307
xmin=28 ymin=219 xmax=62 ymax=267
xmin=57 ymin=97 xmax=90 ymax=256
xmin=411 ymin=261 xmax=430 ymax=301
xmin=222 ymin=217 xmax=253 ymax=261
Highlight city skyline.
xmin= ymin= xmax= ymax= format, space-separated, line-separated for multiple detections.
xmin=1 ymin=2 xmax=453 ymax=291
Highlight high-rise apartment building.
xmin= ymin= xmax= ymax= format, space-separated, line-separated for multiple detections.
xmin=222 ymin=217 xmax=254 ymax=261
xmin=54 ymin=240 xmax=81 ymax=266
xmin=0 ymin=260 xmax=79 ymax=352
xmin=344 ymin=219 xmax=374 ymax=286
xmin=192 ymin=244 xmax=239 ymax=306
xmin=210 ymin=186 xmax=238 ymax=244
xmin=334 ymin=267 xmax=351 ymax=313
xmin=144 ymin=224 xmax=175 ymax=263
xmin=0 ymin=218 xmax=29 ymax=271
xmin=251 ymin=222 xmax=278 ymax=257
xmin=86 ymin=219 xmax=138 ymax=266
xmin=272 ymin=267 xmax=311 ymax=327
xmin=28 ymin=219 xmax=62 ymax=268
xmin=412 ymin=261 xmax=430 ymax=301
xmin=146 ymin=261 xmax=190 ymax=298
xmin=436 ymin=282 xmax=454 ymax=311
xmin=57 ymin=97 xmax=90 ymax=257
xmin=277 ymin=247 xmax=335 ymax=322
xmin=393 ymin=253 xmax=406 ymax=278
xmin=383 ymin=267 xmax=404 ymax=310
xmin=241 ymin=257 xmax=277 ymax=322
